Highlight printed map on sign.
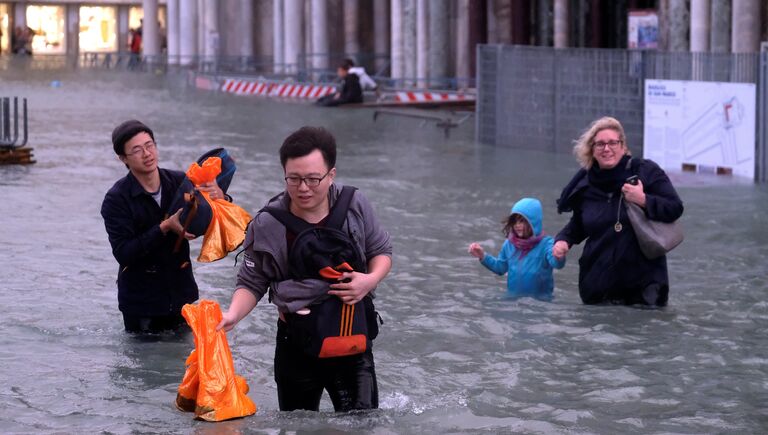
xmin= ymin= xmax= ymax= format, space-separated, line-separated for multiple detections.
xmin=643 ymin=79 xmax=756 ymax=179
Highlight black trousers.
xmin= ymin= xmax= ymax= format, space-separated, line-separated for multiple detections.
xmin=122 ymin=313 xmax=187 ymax=333
xmin=274 ymin=319 xmax=378 ymax=412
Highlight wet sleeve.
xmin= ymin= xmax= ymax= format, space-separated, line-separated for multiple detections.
xmin=356 ymin=192 xmax=392 ymax=259
xmin=234 ymin=248 xmax=273 ymax=303
xmin=480 ymin=241 xmax=510 ymax=275
xmin=555 ymin=208 xmax=587 ymax=247
xmin=101 ymin=191 xmax=165 ymax=266
xmin=642 ymin=163 xmax=684 ymax=223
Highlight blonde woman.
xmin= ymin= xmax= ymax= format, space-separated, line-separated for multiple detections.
xmin=552 ymin=117 xmax=683 ymax=306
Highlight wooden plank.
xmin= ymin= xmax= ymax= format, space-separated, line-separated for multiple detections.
xmin=0 ymin=147 xmax=36 ymax=165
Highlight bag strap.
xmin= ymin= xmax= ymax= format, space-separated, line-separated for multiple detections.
xmin=261 ymin=185 xmax=357 ymax=233
xmin=325 ymin=186 xmax=357 ymax=230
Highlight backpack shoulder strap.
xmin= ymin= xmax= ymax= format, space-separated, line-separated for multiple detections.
xmin=261 ymin=206 xmax=311 ymax=235
xmin=326 ymin=186 xmax=357 ymax=230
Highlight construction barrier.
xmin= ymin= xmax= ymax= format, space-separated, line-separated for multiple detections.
xmin=394 ymin=91 xmax=474 ymax=104
xmin=220 ymin=78 xmax=335 ymax=99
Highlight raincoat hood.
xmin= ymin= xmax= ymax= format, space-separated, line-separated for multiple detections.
xmin=511 ymin=198 xmax=543 ymax=236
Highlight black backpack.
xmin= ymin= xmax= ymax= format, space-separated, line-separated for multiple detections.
xmin=263 ymin=186 xmax=378 ymax=358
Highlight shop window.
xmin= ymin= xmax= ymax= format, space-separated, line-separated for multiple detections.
xmin=0 ymin=5 xmax=9 ymax=55
xmin=79 ymin=6 xmax=117 ymax=52
xmin=26 ymin=5 xmax=66 ymax=54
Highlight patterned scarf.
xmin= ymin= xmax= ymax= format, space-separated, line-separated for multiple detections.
xmin=509 ymin=232 xmax=544 ymax=259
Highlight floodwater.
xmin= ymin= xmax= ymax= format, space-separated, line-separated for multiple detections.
xmin=2 ymin=69 xmax=768 ymax=434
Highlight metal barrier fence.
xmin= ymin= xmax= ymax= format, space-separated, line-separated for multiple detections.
xmin=476 ymin=45 xmax=764 ymax=171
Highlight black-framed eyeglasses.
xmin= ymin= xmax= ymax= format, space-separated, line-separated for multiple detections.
xmin=593 ymin=139 xmax=622 ymax=150
xmin=125 ymin=141 xmax=157 ymax=157
xmin=284 ymin=170 xmax=332 ymax=187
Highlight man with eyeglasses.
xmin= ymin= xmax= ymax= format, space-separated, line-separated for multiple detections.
xmin=101 ymin=120 xmax=224 ymax=333
xmin=217 ymin=126 xmax=392 ymax=412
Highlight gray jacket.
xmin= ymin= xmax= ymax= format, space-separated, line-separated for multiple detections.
xmin=236 ymin=183 xmax=392 ymax=313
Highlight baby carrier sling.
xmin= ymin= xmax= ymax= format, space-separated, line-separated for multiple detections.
xmin=263 ymin=186 xmax=378 ymax=358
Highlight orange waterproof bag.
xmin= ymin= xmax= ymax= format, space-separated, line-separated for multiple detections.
xmin=185 ymin=157 xmax=252 ymax=262
xmin=175 ymin=300 xmax=257 ymax=421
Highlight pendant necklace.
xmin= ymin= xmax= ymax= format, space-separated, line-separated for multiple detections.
xmin=614 ymin=194 xmax=623 ymax=232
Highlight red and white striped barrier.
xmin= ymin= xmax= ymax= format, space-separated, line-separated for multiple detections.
xmin=221 ymin=78 xmax=335 ymax=99
xmin=394 ymin=91 xmax=474 ymax=103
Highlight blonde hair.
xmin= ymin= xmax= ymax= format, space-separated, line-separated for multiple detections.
xmin=572 ymin=116 xmax=631 ymax=169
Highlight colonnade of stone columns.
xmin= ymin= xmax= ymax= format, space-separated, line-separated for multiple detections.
xmin=6 ymin=0 xmax=767 ymax=83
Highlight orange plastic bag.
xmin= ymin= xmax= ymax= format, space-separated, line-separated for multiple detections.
xmin=175 ymin=300 xmax=257 ymax=421
xmin=185 ymin=157 xmax=252 ymax=262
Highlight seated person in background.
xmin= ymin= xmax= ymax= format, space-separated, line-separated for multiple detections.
xmin=344 ymin=58 xmax=382 ymax=100
xmin=316 ymin=61 xmax=363 ymax=107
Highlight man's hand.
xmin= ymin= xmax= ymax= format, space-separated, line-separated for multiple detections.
xmin=160 ymin=208 xmax=194 ymax=239
xmin=216 ymin=310 xmax=239 ymax=332
xmin=197 ymin=180 xmax=226 ymax=201
xmin=328 ymin=272 xmax=378 ymax=305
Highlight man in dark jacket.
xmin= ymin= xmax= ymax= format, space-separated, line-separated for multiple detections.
xmin=316 ymin=62 xmax=364 ymax=107
xmin=101 ymin=120 xmax=224 ymax=333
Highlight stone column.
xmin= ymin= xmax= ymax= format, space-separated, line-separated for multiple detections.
xmin=202 ymin=0 xmax=218 ymax=60
xmin=118 ymin=5 xmax=130 ymax=52
xmin=732 ymin=0 xmax=761 ymax=53
xmin=468 ymin=0 xmax=487 ymax=77
xmin=554 ymin=0 xmax=568 ymax=48
xmin=273 ymin=0 xmax=284 ymax=72
xmin=537 ymin=0 xmax=551 ymax=46
xmin=66 ymin=4 xmax=79 ymax=59
xmin=416 ymin=0 xmax=428 ymax=87
xmin=710 ymin=0 xmax=730 ymax=53
xmin=344 ymin=0 xmax=359 ymax=57
xmin=511 ymin=0 xmax=530 ymax=44
xmin=429 ymin=0 xmax=449 ymax=87
xmin=240 ymin=0 xmax=254 ymax=58
xmin=255 ymin=0 xmax=273 ymax=60
xmin=403 ymin=0 xmax=417 ymax=87
xmin=195 ymin=0 xmax=204 ymax=55
xmin=311 ymin=0 xmax=328 ymax=71
xmin=284 ymin=0 xmax=304 ymax=73
xmin=690 ymin=0 xmax=710 ymax=80
xmin=142 ymin=0 xmax=161 ymax=58
xmin=13 ymin=2 xmax=26 ymax=29
xmin=667 ymin=0 xmax=689 ymax=52
xmin=167 ymin=0 xmax=179 ymax=64
xmin=486 ymin=0 xmax=497 ymax=44
xmin=493 ymin=0 xmax=512 ymax=44
xmin=391 ymin=0 xmax=404 ymax=81
xmin=179 ymin=0 xmax=197 ymax=65
xmin=690 ymin=0 xmax=710 ymax=52
xmin=373 ymin=0 xmax=390 ymax=73
xmin=456 ymin=0 xmax=471 ymax=83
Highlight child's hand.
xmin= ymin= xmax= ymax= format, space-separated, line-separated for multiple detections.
xmin=553 ymin=240 xmax=569 ymax=260
xmin=468 ymin=243 xmax=485 ymax=259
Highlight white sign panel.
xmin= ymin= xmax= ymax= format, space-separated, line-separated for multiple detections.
xmin=644 ymin=79 xmax=756 ymax=179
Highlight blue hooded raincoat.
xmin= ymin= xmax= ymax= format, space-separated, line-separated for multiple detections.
xmin=479 ymin=198 xmax=565 ymax=301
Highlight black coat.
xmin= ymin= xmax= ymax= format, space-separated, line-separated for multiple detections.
xmin=101 ymin=168 xmax=198 ymax=317
xmin=556 ymin=158 xmax=684 ymax=305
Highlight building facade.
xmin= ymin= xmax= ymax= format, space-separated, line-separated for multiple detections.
xmin=1 ymin=1 xmax=766 ymax=83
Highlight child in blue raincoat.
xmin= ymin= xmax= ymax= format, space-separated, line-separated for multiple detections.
xmin=468 ymin=198 xmax=565 ymax=301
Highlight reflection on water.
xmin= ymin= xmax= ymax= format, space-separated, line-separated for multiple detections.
xmin=1 ymin=70 xmax=768 ymax=433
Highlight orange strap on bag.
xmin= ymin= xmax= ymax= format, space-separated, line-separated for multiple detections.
xmin=175 ymin=300 xmax=257 ymax=421
xmin=185 ymin=157 xmax=252 ymax=262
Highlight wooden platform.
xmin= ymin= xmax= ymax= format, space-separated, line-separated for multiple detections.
xmin=0 ymin=147 xmax=36 ymax=165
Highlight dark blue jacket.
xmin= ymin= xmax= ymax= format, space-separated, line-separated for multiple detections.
xmin=555 ymin=158 xmax=683 ymax=305
xmin=101 ymin=168 xmax=198 ymax=317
